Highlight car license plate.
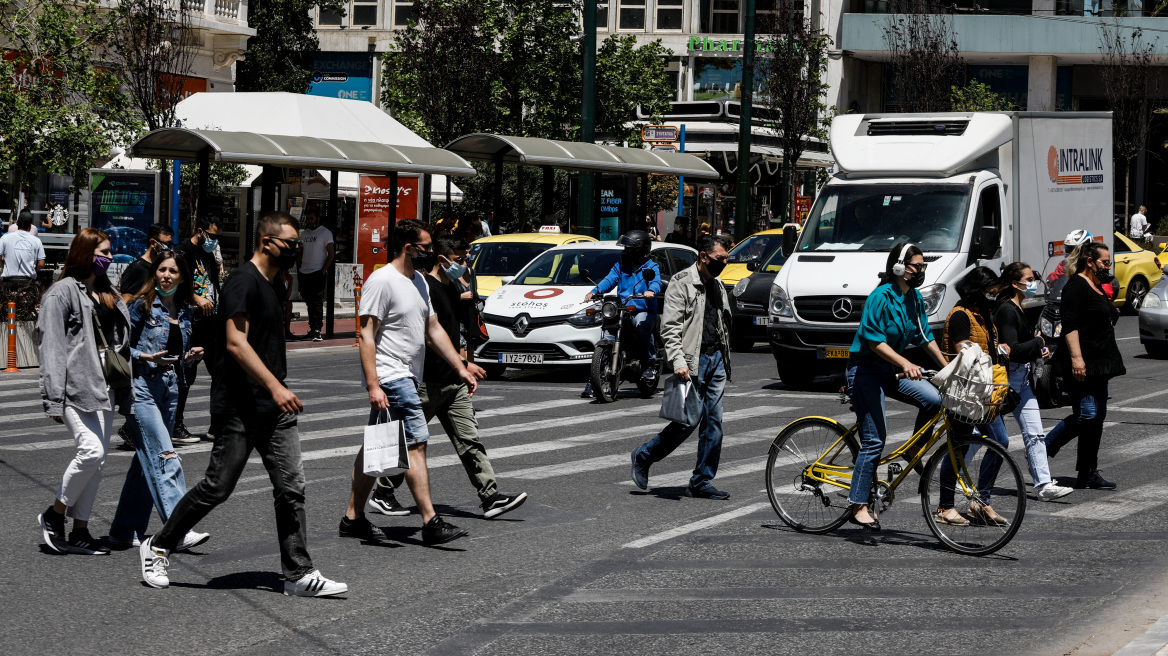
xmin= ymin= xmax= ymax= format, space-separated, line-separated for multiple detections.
xmin=753 ymin=316 xmax=769 ymax=326
xmin=499 ymin=353 xmax=544 ymax=364
xmin=822 ymin=347 xmax=850 ymax=359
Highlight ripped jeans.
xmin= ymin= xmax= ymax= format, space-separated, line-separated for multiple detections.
xmin=110 ymin=369 xmax=187 ymax=542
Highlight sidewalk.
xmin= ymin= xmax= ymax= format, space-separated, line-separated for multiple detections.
xmin=286 ymin=319 xmax=357 ymax=351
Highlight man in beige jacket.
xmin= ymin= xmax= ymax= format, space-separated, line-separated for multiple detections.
xmin=630 ymin=234 xmax=732 ymax=499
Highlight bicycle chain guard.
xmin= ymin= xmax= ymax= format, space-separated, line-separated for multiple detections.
xmin=871 ymin=480 xmax=894 ymax=514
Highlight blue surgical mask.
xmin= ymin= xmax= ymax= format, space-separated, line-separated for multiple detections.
xmin=201 ymin=237 xmax=218 ymax=253
xmin=443 ymin=262 xmax=467 ymax=280
xmin=1018 ymin=281 xmax=1039 ymax=298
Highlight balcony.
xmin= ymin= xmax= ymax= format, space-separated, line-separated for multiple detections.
xmin=104 ymin=0 xmax=253 ymax=35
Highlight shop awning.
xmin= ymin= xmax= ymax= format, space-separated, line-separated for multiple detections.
xmin=128 ymin=128 xmax=478 ymax=177
xmin=443 ymin=133 xmax=721 ymax=179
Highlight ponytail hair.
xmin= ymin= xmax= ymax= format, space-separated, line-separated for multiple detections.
xmin=997 ymin=261 xmax=1031 ymax=307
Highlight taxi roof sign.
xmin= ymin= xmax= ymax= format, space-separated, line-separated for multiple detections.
xmin=641 ymin=125 xmax=678 ymax=142
xmin=538 ymin=225 xmax=562 ymax=234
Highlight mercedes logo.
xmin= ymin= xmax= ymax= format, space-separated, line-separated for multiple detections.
xmin=831 ymin=297 xmax=853 ymax=320
xmin=514 ymin=315 xmax=530 ymax=336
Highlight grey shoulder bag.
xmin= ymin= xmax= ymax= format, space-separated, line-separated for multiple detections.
xmin=92 ymin=306 xmax=132 ymax=392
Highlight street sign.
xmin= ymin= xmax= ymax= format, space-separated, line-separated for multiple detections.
xmin=650 ymin=144 xmax=678 ymax=152
xmin=641 ymin=125 xmax=679 ymax=142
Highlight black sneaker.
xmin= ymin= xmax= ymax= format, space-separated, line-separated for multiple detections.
xmin=66 ymin=528 xmax=111 ymax=555
xmin=366 ymin=489 xmax=410 ymax=516
xmin=338 ymin=515 xmax=386 ymax=541
xmin=116 ymin=424 xmax=135 ymax=451
xmin=38 ymin=507 xmax=67 ymax=554
xmin=421 ymin=515 xmax=468 ymax=546
xmin=172 ymin=424 xmax=200 ymax=445
xmin=1077 ymin=469 xmax=1117 ymax=490
xmin=310 ymin=330 xmax=324 ymax=342
xmin=581 ymin=380 xmax=594 ymax=398
xmin=482 ymin=492 xmax=528 ymax=519
xmin=684 ymin=485 xmax=730 ymax=500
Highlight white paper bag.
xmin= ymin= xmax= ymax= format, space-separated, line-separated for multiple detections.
xmin=363 ymin=412 xmax=410 ymax=476
xmin=659 ymin=375 xmax=693 ymax=424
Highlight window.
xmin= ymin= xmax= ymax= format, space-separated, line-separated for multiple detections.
xmin=317 ymin=0 xmax=379 ymax=27
xmin=393 ymin=0 xmax=414 ymax=26
xmin=318 ymin=6 xmax=342 ymax=25
xmin=597 ymin=2 xmax=609 ymax=30
xmin=969 ymin=184 xmax=1002 ymax=263
xmin=649 ymin=249 xmax=673 ymax=277
xmin=670 ymin=248 xmax=696 ymax=271
xmin=657 ymin=0 xmax=683 ymax=29
xmin=618 ymin=0 xmax=645 ymax=30
xmin=352 ymin=0 xmax=377 ymax=26
xmin=711 ymin=0 xmax=740 ymax=33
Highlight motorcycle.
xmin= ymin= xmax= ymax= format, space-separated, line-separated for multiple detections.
xmin=1032 ymin=255 xmax=1068 ymax=408
xmin=585 ymin=269 xmax=664 ymax=403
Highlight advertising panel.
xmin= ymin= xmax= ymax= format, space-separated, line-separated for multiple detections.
xmin=597 ymin=175 xmax=630 ymax=241
xmin=356 ymin=175 xmax=419 ymax=276
xmin=307 ymin=52 xmax=374 ymax=102
xmin=88 ymin=169 xmax=160 ymax=262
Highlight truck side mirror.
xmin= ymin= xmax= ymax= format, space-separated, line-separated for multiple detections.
xmin=781 ymin=225 xmax=798 ymax=258
xmin=979 ymin=226 xmax=1000 ymax=260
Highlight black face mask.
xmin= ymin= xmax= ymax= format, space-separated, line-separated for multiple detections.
xmin=907 ymin=270 xmax=926 ymax=289
xmin=1094 ymin=263 xmax=1114 ymax=284
xmin=410 ymin=246 xmax=437 ymax=271
xmin=705 ymin=257 xmax=727 ymax=278
xmin=270 ymin=240 xmax=299 ymax=270
xmin=621 ymin=252 xmax=643 ymax=268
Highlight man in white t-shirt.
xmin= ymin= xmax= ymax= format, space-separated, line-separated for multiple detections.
xmin=1130 ymin=205 xmax=1151 ymax=241
xmin=296 ymin=208 xmax=335 ymax=341
xmin=341 ymin=218 xmax=479 ymax=547
xmin=0 ymin=210 xmax=45 ymax=290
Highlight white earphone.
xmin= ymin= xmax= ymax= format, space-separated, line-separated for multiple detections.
xmin=891 ymin=242 xmax=914 ymax=277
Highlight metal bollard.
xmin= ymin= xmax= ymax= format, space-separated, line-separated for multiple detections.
xmin=4 ymin=301 xmax=18 ymax=372
xmin=353 ymin=285 xmax=361 ymax=347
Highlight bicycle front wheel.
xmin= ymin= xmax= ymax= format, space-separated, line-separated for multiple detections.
xmin=921 ymin=435 xmax=1026 ymax=556
xmin=766 ymin=417 xmax=859 ymax=534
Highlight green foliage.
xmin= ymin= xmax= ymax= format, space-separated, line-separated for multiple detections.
xmin=235 ymin=0 xmax=345 ymax=93
xmin=1156 ymin=216 xmax=1168 ymax=236
xmin=596 ymin=35 xmax=674 ymax=143
xmin=950 ymin=79 xmax=1011 ymax=111
xmin=0 ymin=0 xmax=139 ymax=212
xmin=496 ymin=0 xmax=583 ymax=140
xmin=636 ymin=176 xmax=679 ymax=216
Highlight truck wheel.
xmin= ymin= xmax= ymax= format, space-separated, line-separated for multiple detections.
xmin=730 ymin=336 xmax=755 ymax=352
xmin=776 ymin=360 xmax=816 ymax=390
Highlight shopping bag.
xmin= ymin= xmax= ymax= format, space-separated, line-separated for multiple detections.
xmin=362 ymin=412 xmax=410 ymax=476
xmin=659 ymin=375 xmax=693 ymax=424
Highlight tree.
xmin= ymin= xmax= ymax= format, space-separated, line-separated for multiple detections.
xmin=635 ymin=175 xmax=679 ymax=218
xmin=756 ymin=3 xmax=832 ymax=222
xmin=496 ymin=0 xmax=582 ymax=140
xmin=880 ymin=0 xmax=964 ymax=113
xmin=0 ymin=0 xmax=138 ymax=215
xmin=235 ymin=0 xmax=345 ymax=93
xmin=104 ymin=0 xmax=198 ymax=131
xmin=595 ymin=34 xmax=673 ymax=143
xmin=950 ymin=79 xmax=1011 ymax=112
xmin=1098 ymin=21 xmax=1160 ymax=230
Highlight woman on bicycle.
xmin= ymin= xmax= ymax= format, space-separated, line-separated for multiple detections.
xmin=995 ymin=262 xmax=1073 ymax=502
xmin=1045 ymin=242 xmax=1124 ymax=490
xmin=846 ymin=243 xmax=947 ymax=531
xmin=935 ymin=267 xmax=1012 ymax=527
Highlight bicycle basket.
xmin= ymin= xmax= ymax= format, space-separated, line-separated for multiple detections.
xmin=939 ymin=373 xmax=1009 ymax=424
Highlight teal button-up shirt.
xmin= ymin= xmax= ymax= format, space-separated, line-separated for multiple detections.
xmin=849 ymin=282 xmax=933 ymax=357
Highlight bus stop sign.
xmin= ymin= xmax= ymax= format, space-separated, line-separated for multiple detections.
xmin=641 ymin=125 xmax=678 ymax=142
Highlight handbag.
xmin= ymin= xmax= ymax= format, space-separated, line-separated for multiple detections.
xmin=91 ymin=306 xmax=132 ymax=393
xmin=659 ymin=375 xmax=693 ymax=424
xmin=362 ymin=411 xmax=411 ymax=476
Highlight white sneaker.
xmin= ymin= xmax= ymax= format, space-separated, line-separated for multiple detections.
xmin=140 ymin=537 xmax=170 ymax=589
xmin=177 ymin=531 xmax=210 ymax=551
xmin=284 ymin=569 xmax=348 ymax=597
xmin=1036 ymin=483 xmax=1074 ymax=501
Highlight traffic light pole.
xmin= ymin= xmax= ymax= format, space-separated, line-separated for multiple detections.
xmin=578 ymin=0 xmax=597 ymax=238
xmin=734 ymin=0 xmax=755 ymax=243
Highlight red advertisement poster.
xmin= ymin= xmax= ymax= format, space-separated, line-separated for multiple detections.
xmin=794 ymin=196 xmax=813 ymax=224
xmin=356 ymin=175 xmax=419 ymax=277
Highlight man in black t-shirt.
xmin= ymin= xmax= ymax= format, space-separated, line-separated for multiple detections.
xmin=173 ymin=217 xmax=223 ymax=443
xmin=366 ymin=237 xmax=528 ymax=520
xmin=139 ymin=211 xmax=347 ymax=598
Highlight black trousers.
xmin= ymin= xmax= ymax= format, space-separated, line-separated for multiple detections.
xmin=175 ymin=317 xmax=216 ymax=431
xmin=154 ymin=411 xmax=315 ymax=580
xmin=298 ymin=270 xmax=326 ymax=333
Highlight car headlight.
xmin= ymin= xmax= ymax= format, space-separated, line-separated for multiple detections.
xmin=567 ymin=307 xmax=603 ymax=326
xmin=769 ymin=284 xmax=793 ymax=318
xmin=732 ymin=278 xmax=750 ymax=297
xmin=919 ymin=283 xmax=946 ymax=315
xmin=1039 ymin=316 xmax=1062 ymax=338
xmin=1144 ymin=293 xmax=1162 ymax=309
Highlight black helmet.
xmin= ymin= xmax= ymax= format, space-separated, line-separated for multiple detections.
xmin=618 ymin=230 xmax=651 ymax=258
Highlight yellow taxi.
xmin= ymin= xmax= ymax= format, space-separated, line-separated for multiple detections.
xmin=721 ymin=227 xmax=787 ymax=288
xmin=469 ymin=227 xmax=597 ymax=300
xmin=1113 ymin=231 xmax=1164 ymax=311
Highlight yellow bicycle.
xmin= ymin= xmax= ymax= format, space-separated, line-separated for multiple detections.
xmin=764 ymin=373 xmax=1026 ymax=556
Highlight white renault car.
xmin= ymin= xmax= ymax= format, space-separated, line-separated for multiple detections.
xmin=476 ymin=240 xmax=699 ymax=375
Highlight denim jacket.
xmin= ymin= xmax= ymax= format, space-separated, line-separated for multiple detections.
xmin=128 ymin=296 xmax=193 ymax=386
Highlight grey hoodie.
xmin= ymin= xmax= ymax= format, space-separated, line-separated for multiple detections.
xmin=37 ymin=277 xmax=132 ymax=417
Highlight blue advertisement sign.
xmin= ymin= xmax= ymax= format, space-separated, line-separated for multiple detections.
xmin=308 ymin=52 xmax=374 ymax=102
xmin=89 ymin=169 xmax=160 ymax=262
xmin=597 ymin=175 xmax=630 ymax=241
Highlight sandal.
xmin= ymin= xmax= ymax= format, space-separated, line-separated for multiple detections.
xmin=933 ymin=508 xmax=970 ymax=526
xmin=969 ymin=502 xmax=1009 ymax=526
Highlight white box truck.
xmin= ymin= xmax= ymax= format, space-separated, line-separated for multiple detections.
xmin=767 ymin=111 xmax=1113 ymax=388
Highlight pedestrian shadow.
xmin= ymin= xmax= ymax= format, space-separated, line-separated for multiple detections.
xmin=167 ymin=570 xmax=285 ymax=594
xmin=628 ymin=486 xmax=689 ymax=500
xmin=431 ymin=503 xmax=524 ymax=523
xmin=759 ymin=522 xmax=1019 ymax=560
xmin=376 ymin=525 xmax=468 ymax=552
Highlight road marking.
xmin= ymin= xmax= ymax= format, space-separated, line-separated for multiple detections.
xmin=1108 ymin=407 xmax=1168 ymax=415
xmin=1114 ymin=388 xmax=1168 ymax=406
xmin=622 ymin=501 xmax=771 ymax=549
xmin=1113 ymin=608 xmax=1168 ymax=656
xmin=1053 ymin=483 xmax=1168 ymax=521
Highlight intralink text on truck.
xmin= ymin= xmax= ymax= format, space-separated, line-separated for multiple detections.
xmin=767 ymin=111 xmax=1113 ymax=388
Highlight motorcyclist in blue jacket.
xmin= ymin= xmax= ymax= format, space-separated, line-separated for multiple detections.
xmin=581 ymin=230 xmax=663 ymax=397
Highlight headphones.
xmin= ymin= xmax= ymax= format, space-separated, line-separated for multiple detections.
xmin=891 ymin=242 xmax=914 ymax=277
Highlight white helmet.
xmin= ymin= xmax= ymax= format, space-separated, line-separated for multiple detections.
xmin=1065 ymin=229 xmax=1092 ymax=247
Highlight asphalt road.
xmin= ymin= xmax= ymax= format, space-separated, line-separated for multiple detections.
xmin=2 ymin=316 xmax=1167 ymax=656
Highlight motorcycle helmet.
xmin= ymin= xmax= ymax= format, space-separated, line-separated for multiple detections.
xmin=617 ymin=230 xmax=651 ymax=259
xmin=1064 ymin=229 xmax=1092 ymax=248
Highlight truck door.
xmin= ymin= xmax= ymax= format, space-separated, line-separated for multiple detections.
xmin=968 ymin=183 xmax=1005 ymax=269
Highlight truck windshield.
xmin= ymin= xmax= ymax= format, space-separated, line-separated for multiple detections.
xmin=797 ymin=183 xmax=972 ymax=253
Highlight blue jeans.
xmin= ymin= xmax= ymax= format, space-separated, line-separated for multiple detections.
xmin=1008 ymin=362 xmax=1053 ymax=487
xmin=602 ymin=311 xmax=656 ymax=367
xmin=1046 ymin=376 xmax=1109 ymax=474
xmin=634 ymin=351 xmax=725 ymax=490
xmin=938 ymin=416 xmax=1009 ymax=507
xmin=846 ymin=358 xmax=943 ymax=506
xmin=366 ymin=377 xmax=430 ymax=445
xmin=110 ymin=370 xmax=187 ymax=542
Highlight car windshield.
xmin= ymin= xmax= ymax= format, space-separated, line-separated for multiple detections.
xmin=758 ymin=243 xmax=789 ymax=273
xmin=797 ymin=183 xmax=972 ymax=253
xmin=470 ymin=242 xmax=553 ymax=276
xmin=727 ymin=234 xmax=781 ymax=264
xmin=513 ymin=249 xmax=621 ymax=286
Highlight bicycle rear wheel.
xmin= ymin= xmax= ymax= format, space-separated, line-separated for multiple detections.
xmin=921 ymin=435 xmax=1026 ymax=556
xmin=766 ymin=417 xmax=859 ymax=534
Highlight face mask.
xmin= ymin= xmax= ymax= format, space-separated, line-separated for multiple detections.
xmin=704 ymin=256 xmax=727 ymax=278
xmin=907 ymin=270 xmax=926 ymax=289
xmin=1094 ymin=263 xmax=1114 ymax=284
xmin=983 ymin=291 xmax=998 ymax=303
xmin=410 ymin=246 xmax=437 ymax=271
xmin=155 ymin=285 xmax=177 ymax=297
xmin=93 ymin=255 xmax=112 ymax=278
xmin=1017 ymin=281 xmax=1039 ymax=298
xmin=442 ymin=261 xmax=467 ymax=281
xmin=269 ymin=240 xmax=299 ymax=270
xmin=202 ymin=237 xmax=218 ymax=253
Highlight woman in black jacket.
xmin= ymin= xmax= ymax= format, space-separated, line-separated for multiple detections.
xmin=1045 ymin=242 xmax=1125 ymax=489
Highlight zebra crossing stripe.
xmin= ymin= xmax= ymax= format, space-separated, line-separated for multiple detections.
xmin=622 ymin=502 xmax=771 ymax=549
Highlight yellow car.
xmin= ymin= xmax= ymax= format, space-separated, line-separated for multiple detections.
xmin=721 ymin=228 xmax=787 ymax=288
xmin=1113 ymin=231 xmax=1164 ymax=311
xmin=469 ymin=230 xmax=597 ymax=299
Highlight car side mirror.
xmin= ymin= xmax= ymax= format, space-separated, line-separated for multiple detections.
xmin=746 ymin=261 xmax=758 ymax=272
xmin=781 ymin=224 xmax=797 ymax=258
xmin=979 ymin=226 xmax=1000 ymax=260
xmin=642 ymin=269 xmax=655 ymax=281
xmin=501 ymin=277 xmax=514 ymax=285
